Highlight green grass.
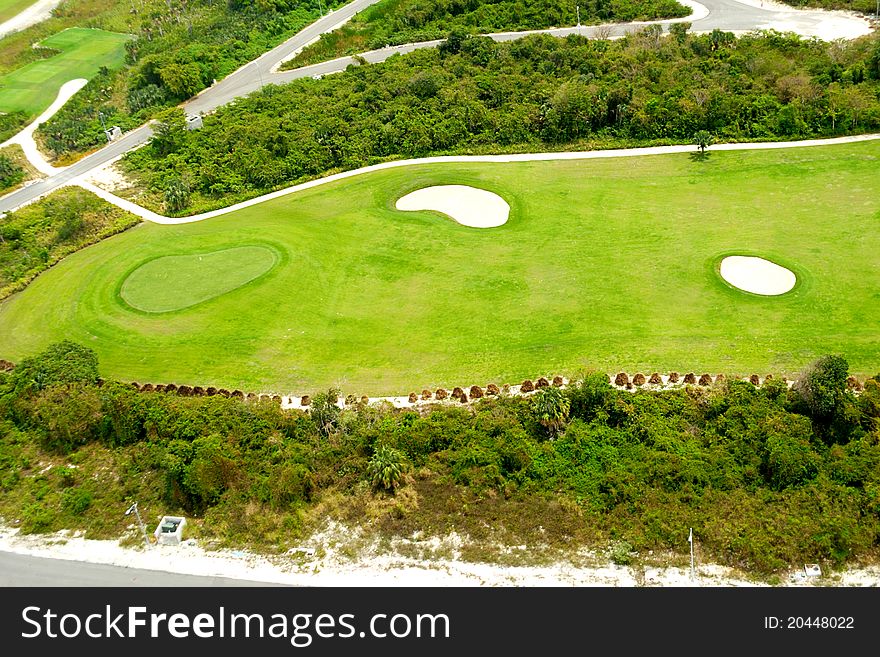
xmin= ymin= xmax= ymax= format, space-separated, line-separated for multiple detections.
xmin=0 ymin=0 xmax=37 ymax=24
xmin=2 ymin=141 xmax=880 ymax=393
xmin=120 ymin=246 xmax=280 ymax=313
xmin=0 ymin=27 xmax=131 ymax=116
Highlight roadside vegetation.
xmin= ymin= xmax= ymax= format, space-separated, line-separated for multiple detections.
xmin=1 ymin=342 xmax=878 ymax=574
xmin=0 ymin=144 xmax=38 ymax=194
xmin=122 ymin=29 xmax=880 ymax=214
xmin=0 ymin=186 xmax=140 ymax=300
xmin=779 ymin=0 xmax=879 ymax=13
xmin=283 ymin=0 xmax=689 ymax=68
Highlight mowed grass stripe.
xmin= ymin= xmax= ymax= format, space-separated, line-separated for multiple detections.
xmin=1 ymin=141 xmax=878 ymax=393
xmin=0 ymin=27 xmax=131 ymax=116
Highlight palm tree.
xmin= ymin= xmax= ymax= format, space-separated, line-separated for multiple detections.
xmin=693 ymin=130 xmax=712 ymax=154
xmin=310 ymin=387 xmax=341 ymax=436
xmin=368 ymin=444 xmax=406 ymax=492
xmin=164 ymin=177 xmax=190 ymax=213
xmin=532 ymin=386 xmax=570 ymax=438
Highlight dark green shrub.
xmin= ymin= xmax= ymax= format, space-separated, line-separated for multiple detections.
xmin=29 ymin=384 xmax=104 ymax=453
xmin=10 ymin=342 xmax=99 ymax=394
xmin=20 ymin=504 xmax=55 ymax=534
xmin=61 ymin=487 xmax=93 ymax=515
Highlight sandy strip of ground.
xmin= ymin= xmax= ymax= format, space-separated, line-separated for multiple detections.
xmin=396 ymin=185 xmax=510 ymax=228
xmin=0 ymin=0 xmax=62 ymax=40
xmin=1 ymin=78 xmax=87 ymax=175
xmin=1 ymin=521 xmax=876 ymax=587
xmin=720 ymin=255 xmax=796 ymax=295
xmin=75 ymin=133 xmax=880 ymax=225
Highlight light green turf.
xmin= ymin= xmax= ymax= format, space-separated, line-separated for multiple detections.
xmin=0 ymin=0 xmax=37 ymax=24
xmin=0 ymin=27 xmax=131 ymax=116
xmin=2 ymin=141 xmax=879 ymax=394
xmin=120 ymin=246 xmax=280 ymax=313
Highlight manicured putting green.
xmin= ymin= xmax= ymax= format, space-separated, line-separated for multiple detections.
xmin=0 ymin=27 xmax=132 ymax=117
xmin=120 ymin=246 xmax=279 ymax=313
xmin=1 ymin=141 xmax=879 ymax=394
xmin=0 ymin=0 xmax=37 ymax=24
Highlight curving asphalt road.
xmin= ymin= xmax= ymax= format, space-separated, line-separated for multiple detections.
xmin=0 ymin=0 xmax=873 ymax=214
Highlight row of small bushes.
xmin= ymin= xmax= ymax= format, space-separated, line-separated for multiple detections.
xmin=7 ymin=364 xmax=868 ymax=412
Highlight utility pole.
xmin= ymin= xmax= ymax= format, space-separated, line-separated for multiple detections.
xmin=98 ymin=111 xmax=110 ymax=142
xmin=125 ymin=502 xmax=151 ymax=549
xmin=688 ymin=527 xmax=695 ymax=582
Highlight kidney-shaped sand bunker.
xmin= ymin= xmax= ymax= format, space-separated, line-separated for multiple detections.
xmin=719 ymin=255 xmax=796 ymax=296
xmin=396 ymin=185 xmax=510 ymax=228
xmin=121 ymin=245 xmax=278 ymax=313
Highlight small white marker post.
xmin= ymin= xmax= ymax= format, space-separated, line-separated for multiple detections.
xmin=125 ymin=502 xmax=150 ymax=549
xmin=688 ymin=527 xmax=695 ymax=582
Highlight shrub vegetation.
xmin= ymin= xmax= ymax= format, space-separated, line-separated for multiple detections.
xmin=1 ymin=343 xmax=879 ymax=573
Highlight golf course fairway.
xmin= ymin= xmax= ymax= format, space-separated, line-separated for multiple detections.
xmin=1 ymin=140 xmax=878 ymax=394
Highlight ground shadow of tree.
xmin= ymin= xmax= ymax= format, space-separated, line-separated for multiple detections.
xmin=689 ymin=151 xmax=712 ymax=163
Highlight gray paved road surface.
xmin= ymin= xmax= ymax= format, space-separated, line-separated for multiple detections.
xmin=0 ymin=552 xmax=280 ymax=587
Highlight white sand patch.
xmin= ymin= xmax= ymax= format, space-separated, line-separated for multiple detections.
xmin=80 ymin=162 xmax=135 ymax=193
xmin=756 ymin=16 xmax=873 ymax=41
xmin=720 ymin=255 xmax=796 ymax=296
xmin=396 ymin=185 xmax=510 ymax=228
xmin=0 ymin=0 xmax=63 ymax=40
xmin=1 ymin=78 xmax=87 ymax=175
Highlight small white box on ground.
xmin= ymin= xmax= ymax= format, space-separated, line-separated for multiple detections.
xmin=154 ymin=516 xmax=186 ymax=545
xmin=804 ymin=564 xmax=821 ymax=577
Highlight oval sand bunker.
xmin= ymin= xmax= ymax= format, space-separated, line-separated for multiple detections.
xmin=720 ymin=256 xmax=796 ymax=296
xmin=396 ymin=185 xmax=509 ymax=228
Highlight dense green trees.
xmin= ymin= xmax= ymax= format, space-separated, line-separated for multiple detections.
xmin=286 ymin=0 xmax=689 ymax=67
xmin=36 ymin=1 xmax=343 ymax=158
xmin=1 ymin=343 xmax=879 ymax=571
xmin=124 ymin=30 xmax=880 ymax=215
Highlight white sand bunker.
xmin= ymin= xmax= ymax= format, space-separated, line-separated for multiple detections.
xmin=720 ymin=256 xmax=796 ymax=296
xmin=396 ymin=185 xmax=509 ymax=228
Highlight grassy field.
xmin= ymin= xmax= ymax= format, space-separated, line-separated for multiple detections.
xmin=0 ymin=27 xmax=130 ymax=116
xmin=1 ymin=141 xmax=879 ymax=393
xmin=0 ymin=0 xmax=36 ymax=24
